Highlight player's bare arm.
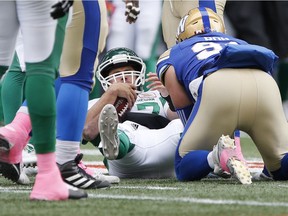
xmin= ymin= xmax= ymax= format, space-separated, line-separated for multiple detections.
xmin=146 ymin=72 xmax=179 ymax=120
xmin=164 ymin=66 xmax=193 ymax=109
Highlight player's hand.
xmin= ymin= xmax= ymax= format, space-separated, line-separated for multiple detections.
xmin=146 ymin=72 xmax=169 ymax=97
xmin=124 ymin=0 xmax=140 ymax=24
xmin=50 ymin=0 xmax=74 ymax=19
xmin=109 ymin=83 xmax=137 ymax=109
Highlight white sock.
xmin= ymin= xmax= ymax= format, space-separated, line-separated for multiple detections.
xmin=207 ymin=152 xmax=215 ymax=169
xmin=56 ymin=139 xmax=80 ymax=165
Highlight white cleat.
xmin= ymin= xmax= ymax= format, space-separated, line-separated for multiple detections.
xmin=22 ymin=143 xmax=37 ymax=167
xmin=98 ymin=104 xmax=120 ymax=160
xmin=227 ymin=158 xmax=252 ymax=184
xmin=212 ymin=135 xmax=252 ymax=185
xmin=94 ymin=171 xmax=120 ymax=184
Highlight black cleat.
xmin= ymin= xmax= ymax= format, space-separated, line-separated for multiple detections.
xmin=58 ymin=158 xmax=111 ymax=189
xmin=67 ymin=185 xmax=88 ymax=199
xmin=0 ymin=162 xmax=21 ymax=182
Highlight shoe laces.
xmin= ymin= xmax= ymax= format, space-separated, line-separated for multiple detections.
xmin=23 ymin=143 xmax=35 ymax=154
xmin=74 ymin=153 xmax=95 ymax=176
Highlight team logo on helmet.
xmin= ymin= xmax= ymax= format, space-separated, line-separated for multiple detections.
xmin=176 ymin=7 xmax=225 ymax=43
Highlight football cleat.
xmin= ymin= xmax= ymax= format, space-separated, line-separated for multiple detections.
xmin=94 ymin=171 xmax=120 ymax=184
xmin=0 ymin=124 xmax=30 ymax=183
xmin=30 ymin=169 xmax=88 ymax=200
xmin=58 ymin=158 xmax=111 ymax=189
xmin=23 ymin=166 xmax=38 ymax=177
xmin=98 ymin=104 xmax=120 ymax=160
xmin=76 ymin=153 xmax=120 ymax=184
xmin=0 ymin=124 xmax=30 ymax=164
xmin=212 ymin=135 xmax=252 ymax=184
xmin=22 ymin=143 xmax=37 ymax=167
xmin=0 ymin=162 xmax=21 ymax=183
xmin=66 ymin=185 xmax=88 ymax=200
xmin=30 ymin=184 xmax=88 ymax=201
xmin=17 ymin=163 xmax=31 ymax=184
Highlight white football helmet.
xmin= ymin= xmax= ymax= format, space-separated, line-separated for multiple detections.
xmin=97 ymin=47 xmax=146 ymax=94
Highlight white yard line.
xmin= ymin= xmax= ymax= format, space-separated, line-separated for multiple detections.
xmin=1 ymin=186 xmax=287 ymax=207
xmin=113 ymin=186 xmax=179 ymax=190
xmin=88 ymin=194 xmax=288 ymax=207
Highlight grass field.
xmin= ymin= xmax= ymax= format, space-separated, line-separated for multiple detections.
xmin=1 ymin=137 xmax=288 ymax=216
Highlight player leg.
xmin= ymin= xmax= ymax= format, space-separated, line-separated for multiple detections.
xmin=106 ymin=0 xmax=134 ymax=51
xmin=98 ymin=104 xmax=135 ymax=160
xmin=135 ymin=0 xmax=162 ymax=90
xmin=1 ymin=34 xmax=26 ymax=124
xmin=16 ymin=0 xmax=87 ymax=200
xmin=165 ymin=68 xmax=251 ymax=184
xmin=162 ymin=0 xmax=226 ymax=48
xmin=55 ymin=0 xmax=110 ymax=189
xmin=0 ymin=0 xmax=28 ymax=179
xmin=106 ymin=118 xmax=183 ymax=178
xmin=247 ymin=70 xmax=288 ymax=180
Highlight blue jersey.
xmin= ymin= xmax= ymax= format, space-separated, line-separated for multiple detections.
xmin=157 ymin=32 xmax=278 ymax=97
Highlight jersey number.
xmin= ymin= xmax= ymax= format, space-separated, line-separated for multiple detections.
xmin=192 ymin=42 xmax=237 ymax=60
xmin=136 ymin=102 xmax=160 ymax=115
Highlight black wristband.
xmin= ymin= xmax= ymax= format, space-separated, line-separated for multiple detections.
xmin=162 ymin=95 xmax=176 ymax=112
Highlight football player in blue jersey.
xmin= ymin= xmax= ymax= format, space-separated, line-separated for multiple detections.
xmin=156 ymin=7 xmax=288 ymax=184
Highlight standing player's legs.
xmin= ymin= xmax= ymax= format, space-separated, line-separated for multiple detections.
xmin=0 ymin=1 xmax=29 ymax=169
xmin=0 ymin=1 xmax=18 ymax=73
xmin=1 ymin=34 xmax=26 ymax=124
xmin=17 ymin=0 xmax=86 ymax=200
xmin=162 ymin=0 xmax=226 ymax=48
xmin=89 ymin=0 xmax=108 ymax=100
xmin=134 ymin=0 xmax=162 ymax=90
xmin=56 ymin=0 xmax=110 ymax=189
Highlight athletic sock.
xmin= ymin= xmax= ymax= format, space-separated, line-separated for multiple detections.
xmin=30 ymin=152 xmax=69 ymax=200
xmin=117 ymin=130 xmax=133 ymax=159
xmin=25 ymin=75 xmax=56 ymax=153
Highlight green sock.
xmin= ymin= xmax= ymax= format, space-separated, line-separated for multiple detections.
xmin=2 ymin=71 xmax=26 ymax=124
xmin=0 ymin=66 xmax=8 ymax=125
xmin=102 ymin=131 xmax=134 ymax=170
xmin=2 ymin=52 xmax=26 ymax=124
xmin=117 ymin=130 xmax=134 ymax=159
xmin=25 ymin=75 xmax=56 ymax=153
xmin=98 ymin=130 xmax=134 ymax=160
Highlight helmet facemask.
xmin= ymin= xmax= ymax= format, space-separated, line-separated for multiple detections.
xmin=101 ymin=70 xmax=145 ymax=94
xmin=97 ymin=48 xmax=146 ymax=94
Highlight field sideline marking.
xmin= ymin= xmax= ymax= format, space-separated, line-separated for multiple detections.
xmin=1 ymin=186 xmax=287 ymax=207
xmin=113 ymin=186 xmax=178 ymax=190
xmin=88 ymin=194 xmax=288 ymax=207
